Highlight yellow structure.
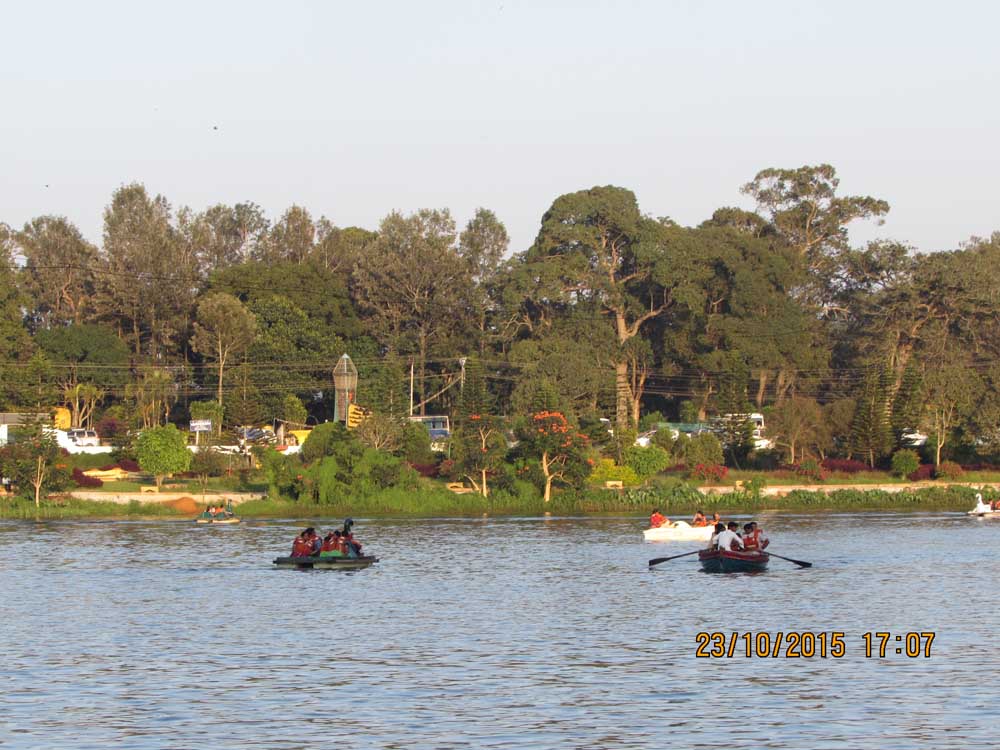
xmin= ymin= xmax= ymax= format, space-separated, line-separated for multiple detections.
xmin=287 ymin=429 xmax=312 ymax=446
xmin=52 ymin=407 xmax=71 ymax=430
xmin=346 ymin=404 xmax=371 ymax=429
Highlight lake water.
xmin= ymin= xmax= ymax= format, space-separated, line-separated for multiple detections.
xmin=1 ymin=512 xmax=997 ymax=749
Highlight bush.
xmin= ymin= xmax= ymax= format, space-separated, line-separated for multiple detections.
xmin=690 ymin=463 xmax=728 ymax=483
xmin=587 ymin=458 xmax=640 ymax=486
xmin=795 ymin=459 xmax=829 ymax=483
xmin=821 ymin=458 xmax=870 ymax=475
xmin=935 ymin=461 xmax=964 ymax=480
xmin=891 ymin=450 xmax=921 ymax=479
xmin=71 ymin=468 xmax=103 ymax=488
xmin=683 ymin=433 xmax=724 ymax=467
xmin=623 ymin=445 xmax=671 ymax=479
xmin=639 ymin=411 xmax=665 ymax=431
xmin=400 ymin=421 xmax=435 ymax=464
xmin=117 ymin=458 xmax=141 ymax=472
xmin=908 ymin=464 xmax=935 ymax=481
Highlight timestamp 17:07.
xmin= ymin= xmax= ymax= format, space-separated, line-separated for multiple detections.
xmin=693 ymin=631 xmax=936 ymax=658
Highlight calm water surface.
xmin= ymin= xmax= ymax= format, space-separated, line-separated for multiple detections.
xmin=1 ymin=512 xmax=997 ymax=749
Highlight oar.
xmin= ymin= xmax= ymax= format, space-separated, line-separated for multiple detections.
xmin=649 ymin=549 xmax=702 ymax=567
xmin=766 ymin=551 xmax=812 ymax=568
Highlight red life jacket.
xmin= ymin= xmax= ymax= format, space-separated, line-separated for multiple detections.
xmin=291 ymin=537 xmax=314 ymax=557
xmin=743 ymin=529 xmax=761 ymax=550
xmin=650 ymin=513 xmax=667 ymax=528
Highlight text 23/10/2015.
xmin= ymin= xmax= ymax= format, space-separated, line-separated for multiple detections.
xmin=694 ymin=631 xmax=936 ymax=659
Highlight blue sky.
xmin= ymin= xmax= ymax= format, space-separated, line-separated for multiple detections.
xmin=3 ymin=0 xmax=998 ymax=253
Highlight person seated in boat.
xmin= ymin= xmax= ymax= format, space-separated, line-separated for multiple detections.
xmin=742 ymin=522 xmax=769 ymax=552
xmin=291 ymin=527 xmax=319 ymax=557
xmin=708 ymin=522 xmax=726 ymax=548
xmin=343 ymin=531 xmax=363 ymax=558
xmin=649 ymin=510 xmax=669 ymax=529
xmin=691 ymin=510 xmax=707 ymax=527
xmin=319 ymin=530 xmax=346 ymax=557
xmin=713 ymin=522 xmax=744 ymax=552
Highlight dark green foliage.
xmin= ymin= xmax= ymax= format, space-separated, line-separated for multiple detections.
xmin=683 ymin=433 xmax=724 ymax=467
xmin=850 ymin=366 xmax=892 ymax=467
xmin=623 ymin=445 xmax=671 ymax=479
xmin=891 ymin=449 xmax=920 ymax=478
xmin=400 ymin=421 xmax=435 ymax=464
xmin=300 ymin=421 xmax=360 ymax=465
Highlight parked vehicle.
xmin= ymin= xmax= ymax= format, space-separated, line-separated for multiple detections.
xmin=67 ymin=429 xmax=100 ymax=446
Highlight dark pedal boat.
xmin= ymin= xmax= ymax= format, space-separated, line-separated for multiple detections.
xmin=273 ymin=555 xmax=378 ymax=570
xmin=698 ymin=549 xmax=769 ymax=573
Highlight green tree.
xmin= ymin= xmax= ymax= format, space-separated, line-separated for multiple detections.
xmin=17 ymin=216 xmax=98 ymax=327
xmin=850 ymin=367 xmax=892 ymax=467
xmin=35 ymin=324 xmax=130 ymax=427
xmin=517 ymin=411 xmax=591 ymax=502
xmin=452 ymin=357 xmax=505 ymax=496
xmin=190 ymin=292 xmax=257 ymax=409
xmin=521 ymin=187 xmax=679 ymax=430
xmin=921 ymin=360 xmax=983 ymax=467
xmin=135 ymin=424 xmax=192 ymax=489
xmin=282 ymin=394 xmax=309 ymax=427
xmin=0 ymin=421 xmax=66 ymax=507
xmin=190 ymin=400 xmax=224 ymax=437
xmin=263 ymin=205 xmax=315 ymax=263
xmin=459 ymin=208 xmax=509 ymax=354
xmin=766 ymin=396 xmax=825 ymax=464
xmin=352 ymin=209 xmax=473 ymax=415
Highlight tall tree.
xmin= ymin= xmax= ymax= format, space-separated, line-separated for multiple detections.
xmin=97 ymin=184 xmax=196 ymax=358
xmin=921 ymin=359 xmax=983 ymax=467
xmin=264 ymin=205 xmax=315 ymax=263
xmin=850 ymin=366 xmax=892 ymax=467
xmin=521 ymin=187 xmax=681 ymax=430
xmin=17 ymin=216 xmax=98 ymax=327
xmin=178 ymin=202 xmax=269 ymax=276
xmin=352 ymin=209 xmax=473 ymax=414
xmin=190 ymin=292 xmax=257 ymax=409
xmin=459 ymin=208 xmax=510 ymax=354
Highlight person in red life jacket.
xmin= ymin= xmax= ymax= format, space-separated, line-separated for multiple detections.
xmin=320 ymin=530 xmax=346 ymax=557
xmin=649 ymin=510 xmax=669 ymax=529
xmin=742 ymin=521 xmax=769 ymax=552
xmin=691 ymin=510 xmax=707 ymax=527
xmin=291 ymin=527 xmax=319 ymax=557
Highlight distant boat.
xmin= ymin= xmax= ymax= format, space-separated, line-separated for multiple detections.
xmin=273 ymin=555 xmax=378 ymax=570
xmin=195 ymin=515 xmax=241 ymax=524
xmin=698 ymin=549 xmax=769 ymax=573
xmin=643 ymin=521 xmax=714 ymax=542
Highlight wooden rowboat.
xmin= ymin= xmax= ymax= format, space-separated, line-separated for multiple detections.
xmin=698 ymin=549 xmax=769 ymax=573
xmin=273 ymin=555 xmax=378 ymax=570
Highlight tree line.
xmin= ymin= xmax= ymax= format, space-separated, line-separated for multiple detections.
xmin=2 ymin=163 xmax=999 ymax=471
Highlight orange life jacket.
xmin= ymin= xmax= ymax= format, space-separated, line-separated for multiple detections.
xmin=291 ymin=537 xmax=314 ymax=557
xmin=650 ymin=513 xmax=667 ymax=528
xmin=743 ymin=529 xmax=761 ymax=550
xmin=692 ymin=516 xmax=706 ymax=527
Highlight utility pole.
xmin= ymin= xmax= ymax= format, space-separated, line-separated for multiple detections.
xmin=459 ymin=357 xmax=467 ymax=392
xmin=409 ymin=359 xmax=415 ymax=417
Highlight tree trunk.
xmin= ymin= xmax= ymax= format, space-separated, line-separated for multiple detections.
xmin=542 ymin=451 xmax=552 ymax=503
xmin=216 ymin=352 xmax=226 ymax=410
xmin=34 ymin=456 xmax=43 ymax=508
xmin=756 ymin=371 xmax=768 ymax=408
xmin=935 ymin=437 xmax=943 ymax=467
xmin=481 ymin=468 xmax=488 ymax=498
xmin=615 ymin=360 xmax=631 ymax=431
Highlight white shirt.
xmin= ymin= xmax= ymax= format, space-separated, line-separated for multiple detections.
xmin=714 ymin=529 xmax=744 ymax=551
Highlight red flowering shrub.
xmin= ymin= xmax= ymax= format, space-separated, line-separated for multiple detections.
xmin=820 ymin=458 xmax=870 ymax=474
xmin=409 ymin=462 xmax=441 ymax=478
xmin=71 ymin=468 xmax=103 ymax=488
xmin=117 ymin=458 xmax=141 ymax=472
xmin=935 ymin=461 xmax=964 ymax=480
xmin=907 ymin=464 xmax=935 ymax=481
xmin=690 ymin=463 xmax=728 ymax=483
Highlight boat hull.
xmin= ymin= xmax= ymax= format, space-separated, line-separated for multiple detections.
xmin=195 ymin=517 xmax=241 ymax=524
xmin=644 ymin=521 xmax=714 ymax=542
xmin=967 ymin=509 xmax=1000 ymax=518
xmin=698 ymin=549 xmax=769 ymax=573
xmin=273 ymin=555 xmax=378 ymax=570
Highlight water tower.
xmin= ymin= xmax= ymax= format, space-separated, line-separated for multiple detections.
xmin=332 ymin=353 xmax=358 ymax=423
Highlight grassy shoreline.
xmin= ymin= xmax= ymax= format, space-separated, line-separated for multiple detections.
xmin=2 ymin=484 xmax=990 ymax=520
